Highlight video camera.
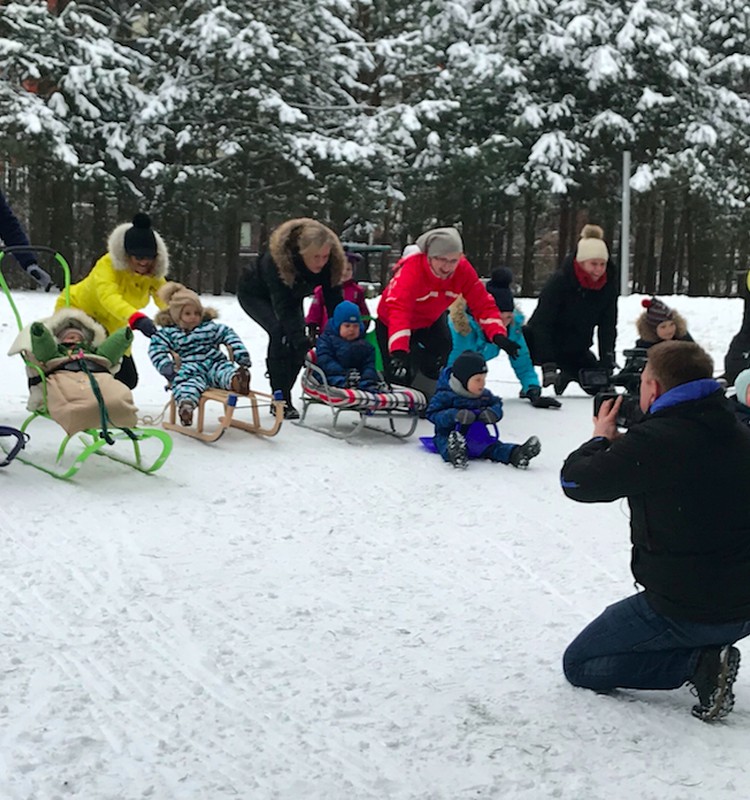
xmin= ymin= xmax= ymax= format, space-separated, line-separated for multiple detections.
xmin=592 ymin=347 xmax=648 ymax=429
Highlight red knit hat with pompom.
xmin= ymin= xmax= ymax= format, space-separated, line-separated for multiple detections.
xmin=642 ymin=297 xmax=673 ymax=329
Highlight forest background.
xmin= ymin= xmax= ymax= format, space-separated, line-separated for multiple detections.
xmin=1 ymin=0 xmax=749 ymax=297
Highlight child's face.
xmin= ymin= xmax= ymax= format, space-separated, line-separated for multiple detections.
xmin=466 ymin=373 xmax=486 ymax=395
xmin=656 ymin=320 xmax=676 ymax=340
xmin=60 ymin=330 xmax=84 ymax=346
xmin=180 ymin=304 xmax=202 ymax=330
xmin=500 ymin=310 xmax=513 ymax=327
xmin=128 ymin=255 xmax=156 ymax=275
xmin=339 ymin=321 xmax=360 ymax=341
xmin=341 ymin=261 xmax=354 ymax=282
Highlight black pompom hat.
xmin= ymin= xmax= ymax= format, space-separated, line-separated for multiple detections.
xmin=124 ymin=212 xmax=158 ymax=259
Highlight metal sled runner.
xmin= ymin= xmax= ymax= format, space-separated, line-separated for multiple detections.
xmin=0 ymin=246 xmax=173 ymax=479
xmin=297 ymin=350 xmax=426 ymax=441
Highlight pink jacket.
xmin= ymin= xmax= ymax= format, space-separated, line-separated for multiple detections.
xmin=306 ymin=279 xmax=369 ymax=329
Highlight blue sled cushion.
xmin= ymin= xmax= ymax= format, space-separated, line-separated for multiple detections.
xmin=302 ymin=370 xmax=426 ymax=412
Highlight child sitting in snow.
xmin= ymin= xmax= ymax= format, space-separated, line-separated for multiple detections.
xmin=635 ymin=297 xmax=693 ymax=349
xmin=425 ymin=350 xmax=541 ymax=469
xmin=315 ymin=300 xmax=386 ymax=391
xmin=306 ymin=249 xmax=370 ymax=343
xmin=448 ymin=267 xmax=560 ymax=409
xmin=148 ymin=282 xmax=252 ymax=426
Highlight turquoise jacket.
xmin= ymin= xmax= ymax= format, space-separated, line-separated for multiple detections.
xmin=447 ymin=305 xmax=540 ymax=392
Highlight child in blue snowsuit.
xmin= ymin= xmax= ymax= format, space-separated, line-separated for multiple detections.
xmin=426 ymin=350 xmax=541 ymax=469
xmin=447 ymin=268 xmax=560 ymax=409
xmin=148 ymin=282 xmax=252 ymax=425
xmin=315 ymin=300 xmax=385 ymax=390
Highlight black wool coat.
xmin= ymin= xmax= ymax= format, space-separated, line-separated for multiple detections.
xmin=238 ymin=251 xmax=342 ymax=351
xmin=524 ymin=253 xmax=618 ymax=368
xmin=561 ymin=386 xmax=750 ymax=623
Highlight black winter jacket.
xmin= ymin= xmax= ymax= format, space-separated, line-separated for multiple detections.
xmin=561 ymin=382 xmax=750 ymax=623
xmin=525 ymin=253 xmax=618 ymax=368
xmin=238 ymin=251 xmax=342 ymax=351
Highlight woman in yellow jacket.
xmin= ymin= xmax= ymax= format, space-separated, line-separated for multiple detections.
xmin=56 ymin=213 xmax=169 ymax=388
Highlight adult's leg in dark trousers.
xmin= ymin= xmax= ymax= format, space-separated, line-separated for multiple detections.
xmin=412 ymin=313 xmax=452 ymax=379
xmin=115 ymin=355 xmax=138 ymax=389
xmin=238 ymin=294 xmax=299 ymax=408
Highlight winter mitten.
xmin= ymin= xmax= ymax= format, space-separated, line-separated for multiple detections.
xmin=522 ymin=386 xmax=542 ymax=402
xmin=236 ymin=352 xmax=252 ymax=368
xmin=531 ymin=395 xmax=562 ymax=409
xmin=344 ymin=369 xmax=361 ymax=388
xmin=478 ymin=408 xmax=500 ymax=424
xmin=26 ymin=263 xmax=54 ymax=291
xmin=376 ymin=380 xmax=390 ymax=392
xmin=541 ymin=363 xmax=559 ymax=387
xmin=390 ymin=351 xmax=410 ymax=381
xmin=160 ymin=363 xmax=177 ymax=383
xmin=493 ymin=334 xmax=521 ymax=360
xmin=454 ymin=408 xmax=477 ymax=433
xmin=130 ymin=314 xmax=157 ymax=338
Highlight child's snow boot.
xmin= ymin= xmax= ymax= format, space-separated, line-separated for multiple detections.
xmin=510 ymin=436 xmax=541 ymax=469
xmin=178 ymin=400 xmax=196 ymax=426
xmin=230 ymin=365 xmax=251 ymax=395
xmin=447 ymin=430 xmax=468 ymax=469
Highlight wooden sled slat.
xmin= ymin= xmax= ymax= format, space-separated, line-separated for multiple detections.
xmin=163 ymin=389 xmax=284 ymax=443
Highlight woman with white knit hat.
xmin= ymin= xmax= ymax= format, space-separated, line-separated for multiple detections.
xmin=523 ymin=224 xmax=618 ymax=396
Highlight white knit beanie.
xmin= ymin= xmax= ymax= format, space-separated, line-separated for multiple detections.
xmin=576 ymin=224 xmax=609 ymax=263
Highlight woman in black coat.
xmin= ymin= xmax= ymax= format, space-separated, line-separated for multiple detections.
xmin=524 ymin=224 xmax=618 ymax=395
xmin=237 ymin=218 xmax=345 ymax=418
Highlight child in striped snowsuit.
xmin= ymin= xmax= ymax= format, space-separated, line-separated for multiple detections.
xmin=148 ymin=282 xmax=252 ymax=425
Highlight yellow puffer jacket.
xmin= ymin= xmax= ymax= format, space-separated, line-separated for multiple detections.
xmin=55 ymin=220 xmax=169 ymax=345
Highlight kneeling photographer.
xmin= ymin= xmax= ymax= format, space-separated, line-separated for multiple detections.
xmin=560 ymin=340 xmax=750 ymax=722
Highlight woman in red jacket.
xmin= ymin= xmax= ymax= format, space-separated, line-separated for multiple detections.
xmin=375 ymin=227 xmax=519 ymax=395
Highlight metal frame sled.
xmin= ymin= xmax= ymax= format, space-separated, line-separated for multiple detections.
xmin=0 ymin=246 xmax=173 ymax=480
xmin=298 ymin=350 xmax=426 ymax=441
xmin=163 ymin=388 xmax=285 ymax=443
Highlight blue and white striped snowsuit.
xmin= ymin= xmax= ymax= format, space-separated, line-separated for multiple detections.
xmin=148 ymin=320 xmax=251 ymax=405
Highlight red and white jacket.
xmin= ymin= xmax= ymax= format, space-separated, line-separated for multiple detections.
xmin=377 ymin=253 xmax=506 ymax=353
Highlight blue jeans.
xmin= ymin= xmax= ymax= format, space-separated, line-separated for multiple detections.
xmin=563 ymin=592 xmax=750 ymax=691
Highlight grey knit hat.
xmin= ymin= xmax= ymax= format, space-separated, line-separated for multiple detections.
xmin=416 ymin=227 xmax=463 ymax=258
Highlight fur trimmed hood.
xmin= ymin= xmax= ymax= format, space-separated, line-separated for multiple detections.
xmin=154 ymin=306 xmax=218 ymax=327
xmin=268 ymin=218 xmax=346 ymax=288
xmin=636 ymin=309 xmax=689 ymax=343
xmin=8 ymin=307 xmax=108 ymax=357
xmin=107 ymin=220 xmax=169 ymax=278
xmin=449 ymin=296 xmax=471 ymax=336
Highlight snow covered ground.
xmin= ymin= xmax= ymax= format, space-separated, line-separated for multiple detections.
xmin=1 ymin=290 xmax=748 ymax=800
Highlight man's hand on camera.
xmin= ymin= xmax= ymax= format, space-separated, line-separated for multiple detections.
xmin=593 ymin=395 xmax=623 ymax=440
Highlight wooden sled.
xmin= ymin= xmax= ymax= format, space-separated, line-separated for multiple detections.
xmin=297 ymin=351 xmax=426 ymax=442
xmin=163 ymin=388 xmax=284 ymax=442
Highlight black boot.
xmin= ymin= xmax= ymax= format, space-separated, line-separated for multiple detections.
xmin=446 ymin=431 xmax=468 ymax=469
xmin=690 ymin=646 xmax=741 ymax=721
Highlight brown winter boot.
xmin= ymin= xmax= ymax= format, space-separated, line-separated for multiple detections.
xmin=178 ymin=400 xmax=196 ymax=426
xmin=230 ymin=366 xmax=251 ymax=395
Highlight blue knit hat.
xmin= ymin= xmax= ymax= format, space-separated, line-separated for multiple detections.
xmin=331 ymin=300 xmax=363 ymax=333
